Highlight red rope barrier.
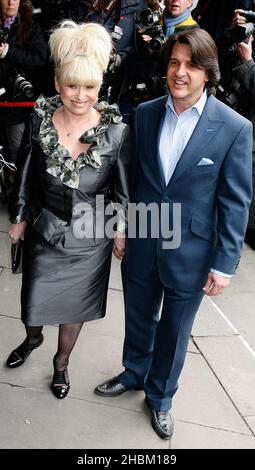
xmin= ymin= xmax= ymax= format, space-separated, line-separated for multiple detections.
xmin=0 ymin=102 xmax=35 ymax=107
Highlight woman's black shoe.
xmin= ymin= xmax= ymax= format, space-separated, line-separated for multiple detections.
xmin=6 ymin=334 xmax=44 ymax=368
xmin=51 ymin=365 xmax=70 ymax=399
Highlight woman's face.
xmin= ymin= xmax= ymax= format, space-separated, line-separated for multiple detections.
xmin=55 ymin=80 xmax=100 ymax=116
xmin=0 ymin=0 xmax=20 ymax=18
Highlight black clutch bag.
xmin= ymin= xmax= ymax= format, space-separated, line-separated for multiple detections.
xmin=11 ymin=240 xmax=23 ymax=274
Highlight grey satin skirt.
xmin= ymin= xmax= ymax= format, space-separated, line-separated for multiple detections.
xmin=21 ymin=228 xmax=113 ymax=326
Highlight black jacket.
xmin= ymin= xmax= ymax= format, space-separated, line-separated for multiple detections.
xmin=72 ymin=0 xmax=148 ymax=65
xmin=9 ymin=110 xmax=131 ymax=246
xmin=0 ymin=19 xmax=47 ymax=124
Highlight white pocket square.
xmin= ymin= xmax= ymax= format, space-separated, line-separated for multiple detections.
xmin=197 ymin=157 xmax=214 ymax=166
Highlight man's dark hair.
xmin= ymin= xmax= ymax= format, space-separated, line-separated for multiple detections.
xmin=161 ymin=28 xmax=220 ymax=95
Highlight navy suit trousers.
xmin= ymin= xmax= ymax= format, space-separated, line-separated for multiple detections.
xmin=119 ymin=264 xmax=204 ymax=411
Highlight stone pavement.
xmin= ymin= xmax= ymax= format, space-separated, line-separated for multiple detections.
xmin=0 ymin=201 xmax=255 ymax=449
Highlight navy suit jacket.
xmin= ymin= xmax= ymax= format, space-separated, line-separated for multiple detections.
xmin=123 ymin=94 xmax=253 ymax=291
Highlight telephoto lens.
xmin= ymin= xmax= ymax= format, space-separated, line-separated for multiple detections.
xmin=13 ymin=74 xmax=34 ymax=98
xmin=240 ymin=10 xmax=255 ymax=22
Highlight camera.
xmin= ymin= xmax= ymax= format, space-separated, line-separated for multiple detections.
xmin=108 ymin=25 xmax=123 ymax=69
xmin=128 ymin=76 xmax=167 ymax=106
xmin=0 ymin=27 xmax=8 ymax=46
xmin=13 ymin=74 xmax=34 ymax=99
xmin=135 ymin=8 xmax=166 ymax=52
xmin=227 ymin=10 xmax=255 ymax=43
xmin=128 ymin=82 xmax=152 ymax=104
xmin=217 ymin=82 xmax=242 ymax=110
xmin=219 ymin=7 xmax=255 ymax=114
xmin=100 ymin=26 xmax=123 ymax=104
xmin=111 ymin=24 xmax=123 ymax=45
xmin=217 ymin=79 xmax=251 ymax=116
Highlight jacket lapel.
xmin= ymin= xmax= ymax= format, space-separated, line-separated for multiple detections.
xmin=156 ymin=111 xmax=167 ymax=188
xmin=140 ymin=96 xmax=167 ymax=193
xmin=168 ymin=95 xmax=223 ymax=186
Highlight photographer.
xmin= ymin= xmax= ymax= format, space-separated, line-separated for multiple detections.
xmin=0 ymin=0 xmax=47 ymax=166
xmin=72 ymin=0 xmax=148 ymax=104
xmin=73 ymin=0 xmax=147 ymax=62
xmin=162 ymin=0 xmax=197 ymax=34
xmin=230 ymin=9 xmax=255 ymax=248
xmin=192 ymin=1 xmax=254 ymax=89
xmin=31 ymin=1 xmax=74 ymax=37
xmin=139 ymin=1 xmax=198 ymax=47
xmin=121 ymin=0 xmax=198 ymax=123
xmin=192 ymin=1 xmax=251 ymax=40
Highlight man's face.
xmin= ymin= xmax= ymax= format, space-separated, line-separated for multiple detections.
xmin=167 ymin=0 xmax=193 ymax=18
xmin=167 ymin=42 xmax=208 ymax=111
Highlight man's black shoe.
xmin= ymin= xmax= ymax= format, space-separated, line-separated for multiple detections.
xmin=94 ymin=376 xmax=130 ymax=397
xmin=151 ymin=409 xmax=174 ymax=440
xmin=146 ymin=399 xmax=174 ymax=440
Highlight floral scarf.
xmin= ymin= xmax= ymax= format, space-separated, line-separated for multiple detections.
xmin=0 ymin=15 xmax=16 ymax=30
xmin=34 ymin=95 xmax=123 ymax=189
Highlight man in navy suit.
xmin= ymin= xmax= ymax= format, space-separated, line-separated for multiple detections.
xmin=95 ymin=28 xmax=252 ymax=439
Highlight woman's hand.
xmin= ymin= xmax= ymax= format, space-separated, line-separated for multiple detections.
xmin=113 ymin=232 xmax=126 ymax=260
xmin=8 ymin=221 xmax=26 ymax=244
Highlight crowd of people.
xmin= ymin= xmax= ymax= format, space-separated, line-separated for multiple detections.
xmin=1 ymin=0 xmax=254 ymax=441
xmin=0 ymin=0 xmax=47 ymax=165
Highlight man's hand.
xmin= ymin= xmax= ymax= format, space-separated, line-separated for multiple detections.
xmin=0 ymin=43 xmax=6 ymax=56
xmin=203 ymin=272 xmax=230 ymax=296
xmin=232 ymin=9 xmax=247 ymax=27
xmin=113 ymin=232 xmax=125 ymax=260
xmin=237 ymin=35 xmax=253 ymax=62
xmin=141 ymin=34 xmax=152 ymax=42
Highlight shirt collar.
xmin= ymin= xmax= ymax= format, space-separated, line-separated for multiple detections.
xmin=166 ymin=90 xmax=208 ymax=117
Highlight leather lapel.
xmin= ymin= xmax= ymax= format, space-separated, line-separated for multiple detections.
xmin=168 ymin=95 xmax=223 ymax=186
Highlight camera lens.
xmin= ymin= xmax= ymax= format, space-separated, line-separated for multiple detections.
xmin=14 ymin=74 xmax=34 ymax=98
xmin=227 ymin=23 xmax=255 ymax=42
xmin=150 ymin=36 xmax=165 ymax=52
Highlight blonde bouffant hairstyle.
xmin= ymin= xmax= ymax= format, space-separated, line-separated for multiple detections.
xmin=49 ymin=20 xmax=112 ymax=87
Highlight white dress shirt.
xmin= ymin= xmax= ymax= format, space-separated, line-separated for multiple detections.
xmin=159 ymin=91 xmax=207 ymax=185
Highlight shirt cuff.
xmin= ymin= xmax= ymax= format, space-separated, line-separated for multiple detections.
xmin=116 ymin=220 xmax=126 ymax=234
xmin=0 ymin=43 xmax=9 ymax=59
xmin=210 ymin=268 xmax=233 ymax=278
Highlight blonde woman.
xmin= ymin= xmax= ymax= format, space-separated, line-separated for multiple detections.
xmin=7 ymin=20 xmax=131 ymax=399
